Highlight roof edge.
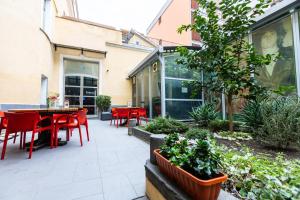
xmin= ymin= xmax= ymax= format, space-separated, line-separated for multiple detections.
xmin=146 ymin=0 xmax=173 ymax=34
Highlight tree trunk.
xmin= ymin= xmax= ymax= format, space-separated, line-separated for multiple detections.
xmin=227 ymin=94 xmax=234 ymax=132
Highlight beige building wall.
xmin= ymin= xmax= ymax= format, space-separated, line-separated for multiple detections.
xmin=147 ymin=0 xmax=192 ymax=46
xmin=0 ymin=0 xmax=55 ymax=106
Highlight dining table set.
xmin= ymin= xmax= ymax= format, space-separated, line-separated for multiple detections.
xmin=0 ymin=107 xmax=89 ymax=160
xmin=110 ymin=107 xmax=148 ymax=128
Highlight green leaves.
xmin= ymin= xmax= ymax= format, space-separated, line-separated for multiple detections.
xmin=144 ymin=117 xmax=189 ymax=135
xmin=189 ymin=103 xmax=218 ymax=127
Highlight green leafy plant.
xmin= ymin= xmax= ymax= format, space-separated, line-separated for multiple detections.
xmin=218 ymin=131 xmax=252 ymax=141
xmin=160 ymin=133 xmax=223 ymax=179
xmin=144 ymin=117 xmax=189 ymax=135
xmin=220 ymin=146 xmax=300 ymax=199
xmin=257 ymin=96 xmax=300 ymax=149
xmin=239 ymin=99 xmax=263 ymax=132
xmin=177 ymin=0 xmax=274 ymax=131
xmin=208 ymin=120 xmax=242 ymax=132
xmin=189 ymin=104 xmax=218 ymax=127
xmin=96 ymin=95 xmax=111 ymax=112
xmin=185 ymin=128 xmax=210 ymax=140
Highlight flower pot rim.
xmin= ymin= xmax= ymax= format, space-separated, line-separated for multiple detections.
xmin=154 ymin=149 xmax=228 ymax=186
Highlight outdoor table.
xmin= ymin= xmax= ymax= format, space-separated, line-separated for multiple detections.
xmin=8 ymin=108 xmax=79 ymax=151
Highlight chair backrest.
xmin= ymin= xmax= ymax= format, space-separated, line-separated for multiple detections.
xmin=5 ymin=112 xmax=40 ymax=133
xmin=0 ymin=111 xmax=4 ymax=118
xmin=116 ymin=108 xmax=129 ymax=117
xmin=77 ymin=109 xmax=87 ymax=125
xmin=139 ymin=108 xmax=147 ymax=116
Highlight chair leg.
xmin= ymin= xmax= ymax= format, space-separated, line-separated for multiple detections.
xmin=1 ymin=131 xmax=10 ymax=160
xmin=78 ymin=126 xmax=83 ymax=146
xmin=85 ymin=122 xmax=90 ymax=142
xmin=23 ymin=132 xmax=26 ymax=150
xmin=28 ymin=131 xmax=35 ymax=159
xmin=13 ymin=132 xmax=17 ymax=144
xmin=55 ymin=127 xmax=59 ymax=147
xmin=110 ymin=118 xmax=112 ymax=126
xmin=116 ymin=117 xmax=119 ymax=128
xmin=19 ymin=132 xmax=23 ymax=149
xmin=50 ymin=127 xmax=54 ymax=149
xmin=66 ymin=129 xmax=70 ymax=141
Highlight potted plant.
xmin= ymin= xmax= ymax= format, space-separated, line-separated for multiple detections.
xmin=96 ymin=95 xmax=111 ymax=120
xmin=154 ymin=133 xmax=227 ymax=200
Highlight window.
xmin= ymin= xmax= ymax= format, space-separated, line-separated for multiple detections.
xmin=42 ymin=0 xmax=52 ymax=34
xmin=252 ymin=16 xmax=296 ymax=93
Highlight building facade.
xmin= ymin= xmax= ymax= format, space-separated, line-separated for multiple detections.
xmin=0 ymin=0 xmax=155 ymax=116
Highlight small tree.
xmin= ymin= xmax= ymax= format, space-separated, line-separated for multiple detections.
xmin=177 ymin=0 xmax=274 ymax=131
xmin=96 ymin=95 xmax=111 ymax=112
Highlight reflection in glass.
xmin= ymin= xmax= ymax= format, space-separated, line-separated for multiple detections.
xmin=166 ymin=100 xmax=202 ymax=119
xmin=84 ymin=77 xmax=97 ymax=87
xmin=67 ymin=97 xmax=80 ymax=106
xmin=65 ymin=76 xmax=80 ymax=86
xmin=65 ymin=87 xmax=80 ymax=96
xmin=136 ymin=73 xmax=143 ymax=107
xmin=143 ymin=67 xmax=150 ymax=116
xmin=83 ymin=97 xmax=95 ymax=105
xmin=164 ymin=53 xmax=200 ymax=79
xmin=64 ymin=59 xmax=99 ymax=77
xmin=83 ymin=88 xmax=97 ymax=96
xmin=151 ymin=62 xmax=161 ymax=117
xmin=165 ymin=79 xmax=201 ymax=99
xmin=84 ymin=107 xmax=96 ymax=115
xmin=252 ymin=16 xmax=296 ymax=91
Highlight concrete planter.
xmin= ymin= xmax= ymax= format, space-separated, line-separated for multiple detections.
xmin=132 ymin=127 xmax=152 ymax=143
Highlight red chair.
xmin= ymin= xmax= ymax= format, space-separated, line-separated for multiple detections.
xmin=110 ymin=108 xmax=119 ymax=127
xmin=127 ymin=108 xmax=139 ymax=126
xmin=1 ymin=112 xmax=54 ymax=160
xmin=116 ymin=108 xmax=129 ymax=128
xmin=0 ymin=111 xmax=8 ymax=136
xmin=138 ymin=108 xmax=148 ymax=124
xmin=53 ymin=109 xmax=89 ymax=147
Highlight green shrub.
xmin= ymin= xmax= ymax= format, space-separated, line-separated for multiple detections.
xmin=96 ymin=95 xmax=111 ymax=112
xmin=208 ymin=120 xmax=243 ymax=132
xmin=160 ymin=133 xmax=223 ymax=179
xmin=239 ymin=100 xmax=263 ymax=132
xmin=189 ymin=104 xmax=218 ymax=127
xmin=220 ymin=146 xmax=300 ymax=199
xmin=218 ymin=131 xmax=252 ymax=141
xmin=144 ymin=117 xmax=189 ymax=135
xmin=185 ymin=128 xmax=210 ymax=140
xmin=257 ymin=96 xmax=300 ymax=149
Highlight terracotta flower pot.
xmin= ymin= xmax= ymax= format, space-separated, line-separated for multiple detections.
xmin=154 ymin=149 xmax=227 ymax=200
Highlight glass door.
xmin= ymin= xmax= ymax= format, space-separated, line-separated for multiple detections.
xmin=64 ymin=59 xmax=99 ymax=116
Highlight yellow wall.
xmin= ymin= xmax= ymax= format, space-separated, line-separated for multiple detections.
xmin=147 ymin=0 xmax=191 ymax=46
xmin=103 ymin=43 xmax=151 ymax=105
xmin=0 ymin=0 xmax=153 ymax=108
xmin=0 ymin=0 xmax=55 ymax=105
xmin=128 ymin=35 xmax=155 ymax=49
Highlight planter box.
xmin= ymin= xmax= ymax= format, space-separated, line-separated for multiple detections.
xmin=154 ymin=149 xmax=227 ymax=200
xmin=132 ymin=127 xmax=152 ymax=143
xmin=100 ymin=112 xmax=112 ymax=121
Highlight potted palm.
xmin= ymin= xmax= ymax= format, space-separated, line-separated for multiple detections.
xmin=96 ymin=95 xmax=111 ymax=120
xmin=154 ymin=133 xmax=227 ymax=200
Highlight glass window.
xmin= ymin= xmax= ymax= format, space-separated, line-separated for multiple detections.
xmin=66 ymin=97 xmax=80 ymax=106
xmin=252 ymin=16 xmax=296 ymax=92
xmin=65 ymin=87 xmax=80 ymax=96
xmin=165 ymin=79 xmax=202 ymax=99
xmin=83 ymin=97 xmax=95 ymax=106
xmin=151 ymin=61 xmax=161 ymax=117
xmin=132 ymin=77 xmax=137 ymax=107
xmin=136 ymin=72 xmax=143 ymax=107
xmin=83 ymin=88 xmax=97 ymax=96
xmin=84 ymin=77 xmax=97 ymax=87
xmin=65 ymin=76 xmax=80 ymax=86
xmin=166 ymin=100 xmax=202 ymax=119
xmin=143 ymin=67 xmax=150 ymax=116
xmin=164 ymin=54 xmax=200 ymax=79
xmin=64 ymin=59 xmax=99 ymax=77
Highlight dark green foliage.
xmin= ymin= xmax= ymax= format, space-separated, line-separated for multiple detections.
xmin=208 ymin=120 xmax=242 ymax=132
xmin=185 ymin=128 xmax=210 ymax=140
xmin=144 ymin=117 xmax=189 ymax=135
xmin=220 ymin=146 xmax=300 ymax=199
xmin=177 ymin=0 xmax=273 ymax=131
xmin=239 ymin=100 xmax=263 ymax=132
xmin=96 ymin=95 xmax=111 ymax=112
xmin=189 ymin=104 xmax=218 ymax=127
xmin=257 ymin=96 xmax=300 ymax=149
xmin=160 ymin=133 xmax=222 ymax=179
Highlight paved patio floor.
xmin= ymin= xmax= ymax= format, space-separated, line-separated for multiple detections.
xmin=0 ymin=119 xmax=149 ymax=200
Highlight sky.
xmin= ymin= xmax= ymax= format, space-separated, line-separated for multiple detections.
xmin=77 ymin=0 xmax=168 ymax=34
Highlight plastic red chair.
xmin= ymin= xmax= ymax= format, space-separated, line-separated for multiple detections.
xmin=0 ymin=111 xmax=7 ymax=136
xmin=1 ymin=112 xmax=54 ymax=160
xmin=116 ymin=108 xmax=129 ymax=128
xmin=53 ymin=109 xmax=89 ymax=147
xmin=110 ymin=108 xmax=119 ymax=127
xmin=138 ymin=108 xmax=148 ymax=124
xmin=127 ymin=108 xmax=139 ymax=126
